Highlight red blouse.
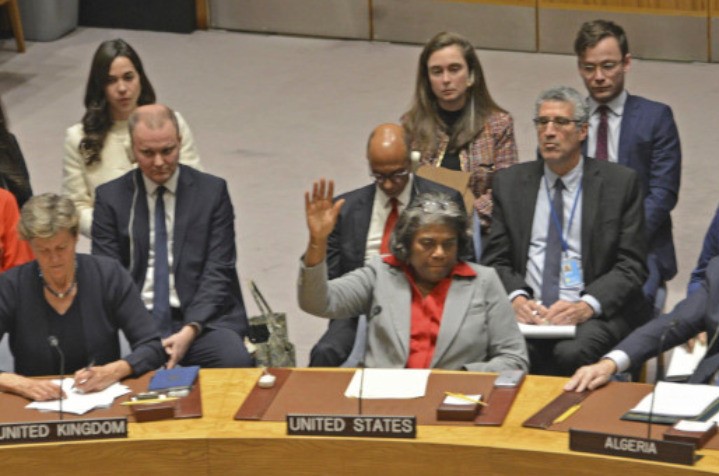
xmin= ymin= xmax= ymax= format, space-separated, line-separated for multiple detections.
xmin=383 ymin=255 xmax=476 ymax=368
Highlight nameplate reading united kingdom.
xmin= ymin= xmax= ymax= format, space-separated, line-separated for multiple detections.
xmin=287 ymin=414 xmax=416 ymax=439
xmin=0 ymin=417 xmax=128 ymax=445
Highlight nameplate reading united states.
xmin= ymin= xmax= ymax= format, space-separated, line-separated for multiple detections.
xmin=287 ymin=414 xmax=416 ymax=439
xmin=0 ymin=417 xmax=128 ymax=445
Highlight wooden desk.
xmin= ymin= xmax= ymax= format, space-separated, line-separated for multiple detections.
xmin=2 ymin=369 xmax=719 ymax=475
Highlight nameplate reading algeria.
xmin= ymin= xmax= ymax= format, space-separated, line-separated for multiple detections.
xmin=287 ymin=414 xmax=416 ymax=439
xmin=0 ymin=417 xmax=128 ymax=445
xmin=569 ymin=429 xmax=695 ymax=466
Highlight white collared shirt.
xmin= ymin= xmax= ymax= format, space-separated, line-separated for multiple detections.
xmin=141 ymin=167 xmax=181 ymax=310
xmin=587 ymin=90 xmax=627 ymax=162
xmin=364 ymin=174 xmax=414 ymax=263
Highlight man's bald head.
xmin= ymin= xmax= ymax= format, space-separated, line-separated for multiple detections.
xmin=366 ymin=124 xmax=411 ymax=198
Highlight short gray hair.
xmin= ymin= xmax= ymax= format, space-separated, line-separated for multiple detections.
xmin=535 ymin=86 xmax=589 ymax=125
xmin=18 ymin=193 xmax=79 ymax=240
xmin=390 ymin=192 xmax=469 ymax=262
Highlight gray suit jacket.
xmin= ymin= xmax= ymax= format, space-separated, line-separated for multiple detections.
xmin=298 ymin=256 xmax=528 ymax=372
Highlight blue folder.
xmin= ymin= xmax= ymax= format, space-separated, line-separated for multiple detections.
xmin=148 ymin=365 xmax=200 ymax=391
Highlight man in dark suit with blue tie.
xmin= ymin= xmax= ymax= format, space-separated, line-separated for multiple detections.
xmin=482 ymin=86 xmax=649 ymax=376
xmin=575 ymin=20 xmax=682 ymax=307
xmin=92 ymin=104 xmax=252 ymax=369
xmin=309 ymin=123 xmax=470 ymax=366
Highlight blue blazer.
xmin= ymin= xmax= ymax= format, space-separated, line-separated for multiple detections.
xmin=583 ymin=94 xmax=681 ymax=281
xmin=92 ymin=165 xmax=248 ymax=336
xmin=0 ymin=254 xmax=164 ymax=376
xmin=617 ymin=256 xmax=719 ymax=373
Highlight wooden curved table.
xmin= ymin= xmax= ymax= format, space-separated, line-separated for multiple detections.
xmin=2 ymin=369 xmax=719 ymax=475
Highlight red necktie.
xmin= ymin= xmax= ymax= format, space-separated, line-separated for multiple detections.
xmin=380 ymin=198 xmax=399 ymax=255
xmin=595 ymin=105 xmax=609 ymax=161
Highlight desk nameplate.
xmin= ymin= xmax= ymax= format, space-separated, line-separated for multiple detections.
xmin=0 ymin=417 xmax=128 ymax=445
xmin=287 ymin=414 xmax=416 ymax=439
xmin=569 ymin=429 xmax=695 ymax=466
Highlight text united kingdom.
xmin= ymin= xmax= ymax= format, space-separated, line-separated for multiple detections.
xmin=0 ymin=417 xmax=128 ymax=445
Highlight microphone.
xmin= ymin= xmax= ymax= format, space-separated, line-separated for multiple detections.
xmin=647 ymin=318 xmax=677 ymax=439
xmin=48 ymin=336 xmax=65 ymax=420
xmin=357 ymin=305 xmax=382 ymax=415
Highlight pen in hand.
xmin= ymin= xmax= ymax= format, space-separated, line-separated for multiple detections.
xmin=73 ymin=359 xmax=96 ymax=392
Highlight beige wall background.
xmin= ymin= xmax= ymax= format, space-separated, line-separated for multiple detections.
xmin=210 ymin=0 xmax=718 ymax=62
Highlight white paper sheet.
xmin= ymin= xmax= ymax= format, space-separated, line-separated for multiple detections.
xmin=344 ymin=369 xmax=431 ymax=399
xmin=631 ymin=381 xmax=719 ymax=418
xmin=26 ymin=379 xmax=131 ymax=415
xmin=519 ymin=323 xmax=576 ymax=339
xmin=666 ymin=342 xmax=707 ymax=379
xmin=675 ymin=420 xmax=716 ymax=432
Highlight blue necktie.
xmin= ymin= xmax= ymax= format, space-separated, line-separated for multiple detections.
xmin=542 ymin=179 xmax=565 ymax=306
xmin=153 ymin=186 xmax=172 ymax=337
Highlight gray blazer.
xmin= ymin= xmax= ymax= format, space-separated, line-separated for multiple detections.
xmin=298 ymin=257 xmax=528 ymax=372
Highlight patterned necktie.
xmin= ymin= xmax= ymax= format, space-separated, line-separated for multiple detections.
xmin=380 ymin=198 xmax=399 ymax=255
xmin=595 ymin=105 xmax=609 ymax=161
xmin=153 ymin=186 xmax=172 ymax=337
xmin=541 ymin=179 xmax=565 ymax=306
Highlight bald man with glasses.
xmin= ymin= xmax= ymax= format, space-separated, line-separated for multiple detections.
xmin=308 ymin=123 xmax=471 ymax=367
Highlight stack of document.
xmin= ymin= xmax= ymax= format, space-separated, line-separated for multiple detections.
xmin=26 ymin=379 xmax=131 ymax=415
xmin=624 ymin=381 xmax=719 ymax=424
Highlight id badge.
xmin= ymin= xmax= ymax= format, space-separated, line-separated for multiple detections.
xmin=560 ymin=257 xmax=583 ymax=288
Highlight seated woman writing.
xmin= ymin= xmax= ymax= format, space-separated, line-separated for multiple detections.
xmin=0 ymin=194 xmax=164 ymax=401
xmin=299 ymin=180 xmax=527 ymax=371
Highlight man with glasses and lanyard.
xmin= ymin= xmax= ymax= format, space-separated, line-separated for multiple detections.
xmin=482 ymin=86 xmax=649 ymax=376
xmin=308 ymin=123 xmax=471 ymax=367
xmin=575 ymin=19 xmax=681 ymax=310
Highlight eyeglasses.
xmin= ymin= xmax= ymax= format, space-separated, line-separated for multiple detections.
xmin=578 ymin=61 xmax=623 ymax=75
xmin=370 ymin=170 xmax=409 ymax=184
xmin=533 ymin=117 xmax=582 ymax=129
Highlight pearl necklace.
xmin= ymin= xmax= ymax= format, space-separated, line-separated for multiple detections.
xmin=39 ymin=262 xmax=77 ymax=299
xmin=43 ymin=280 xmax=77 ymax=299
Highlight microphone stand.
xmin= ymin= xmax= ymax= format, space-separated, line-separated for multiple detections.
xmin=48 ymin=336 xmax=65 ymax=421
xmin=357 ymin=305 xmax=382 ymax=416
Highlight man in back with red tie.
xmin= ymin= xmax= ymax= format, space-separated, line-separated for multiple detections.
xmin=308 ymin=123 xmax=471 ymax=366
xmin=575 ymin=20 xmax=681 ymax=309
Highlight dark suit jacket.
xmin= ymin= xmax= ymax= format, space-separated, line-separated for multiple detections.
xmin=326 ymin=175 xmax=473 ymax=280
xmin=617 ymin=256 xmax=719 ymax=369
xmin=0 ymin=254 xmax=164 ymax=377
xmin=92 ymin=165 xmax=248 ymax=336
xmin=583 ymin=94 xmax=681 ymax=281
xmin=482 ymin=158 xmax=649 ymax=339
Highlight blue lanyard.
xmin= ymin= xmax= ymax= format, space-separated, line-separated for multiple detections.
xmin=544 ymin=175 xmax=582 ymax=253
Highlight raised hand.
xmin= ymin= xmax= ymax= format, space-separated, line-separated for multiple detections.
xmin=303 ymin=179 xmax=345 ymax=267
xmin=305 ymin=179 xmax=344 ymax=241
